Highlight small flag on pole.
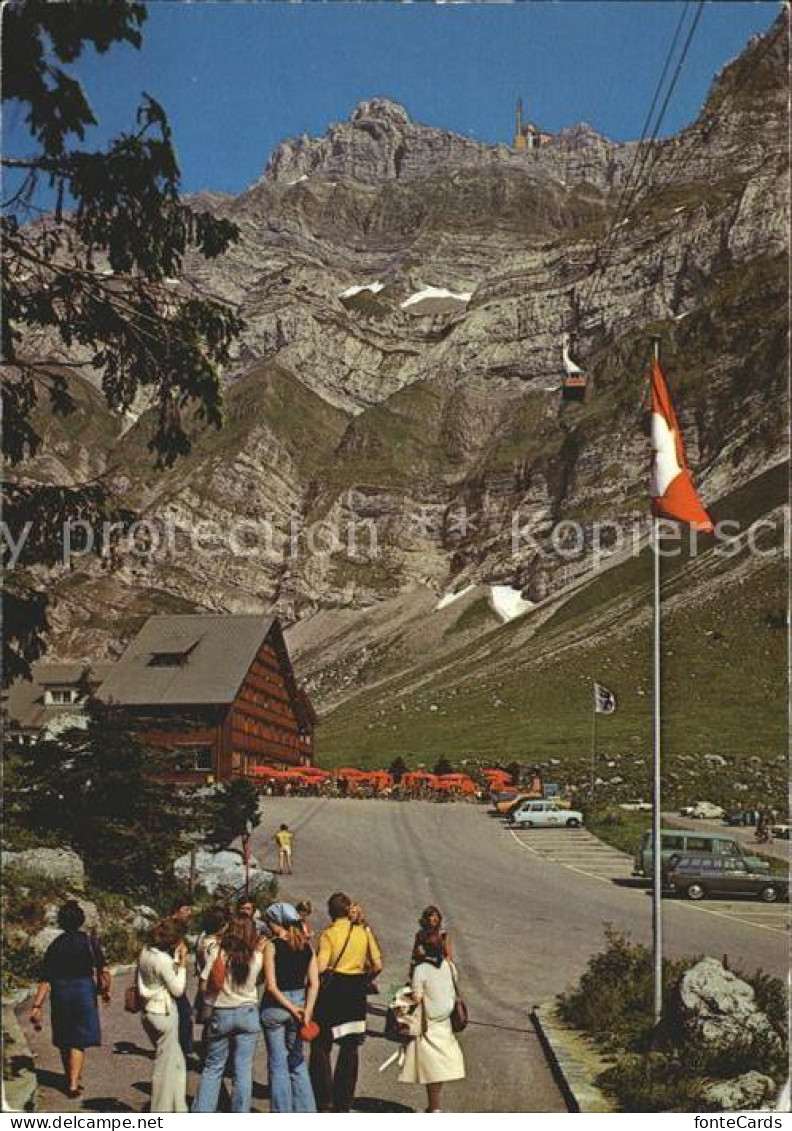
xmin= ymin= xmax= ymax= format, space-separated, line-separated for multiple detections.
xmin=649 ymin=359 xmax=714 ymax=532
xmin=594 ymin=682 xmax=617 ymax=714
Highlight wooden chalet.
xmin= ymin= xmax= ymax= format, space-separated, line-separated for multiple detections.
xmin=97 ymin=614 xmax=317 ymax=784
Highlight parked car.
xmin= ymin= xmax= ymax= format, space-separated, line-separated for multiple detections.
xmin=634 ymin=830 xmax=771 ymax=878
xmin=771 ymin=824 xmax=790 ymax=840
xmin=667 ymin=855 xmax=788 ymax=903
xmin=490 ymin=791 xmax=529 ymax=815
xmin=680 ymin=801 xmax=725 ymax=820
xmin=509 ymin=800 xmax=583 ymax=828
xmin=619 ymin=800 xmax=652 ymax=812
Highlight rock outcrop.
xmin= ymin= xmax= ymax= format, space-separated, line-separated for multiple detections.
xmin=677 ymin=957 xmax=778 ymax=1046
xmin=2 ymin=848 xmax=86 ymax=890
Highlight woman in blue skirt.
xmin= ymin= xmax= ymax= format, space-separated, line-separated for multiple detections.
xmin=29 ymin=901 xmax=109 ymax=1098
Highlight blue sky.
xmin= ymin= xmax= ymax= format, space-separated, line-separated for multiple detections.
xmin=4 ymin=1 xmax=782 ymax=196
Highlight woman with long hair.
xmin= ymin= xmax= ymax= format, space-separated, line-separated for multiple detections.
xmin=192 ymin=914 xmax=265 ymax=1113
xmin=29 ymin=900 xmax=110 ymax=1099
xmin=137 ymin=917 xmax=189 ymax=1113
xmin=411 ymin=906 xmax=452 ymax=971
xmin=400 ymin=929 xmax=465 ymax=1112
xmin=260 ymin=902 xmax=319 ymax=1112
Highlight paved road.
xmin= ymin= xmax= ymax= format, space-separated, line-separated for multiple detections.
xmin=20 ymin=798 xmax=788 ymax=1114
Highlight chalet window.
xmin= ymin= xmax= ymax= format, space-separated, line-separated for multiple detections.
xmin=174 ymin=747 xmax=213 ymax=772
xmin=194 ymin=747 xmax=213 ymax=772
xmin=46 ymin=689 xmax=78 ymax=705
xmin=148 ymin=652 xmax=185 ymax=668
xmin=147 ymin=637 xmax=200 ymax=668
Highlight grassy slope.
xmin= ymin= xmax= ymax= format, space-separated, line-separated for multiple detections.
xmin=316 ymin=463 xmax=788 ymax=809
xmin=116 ymin=362 xmax=350 ymax=494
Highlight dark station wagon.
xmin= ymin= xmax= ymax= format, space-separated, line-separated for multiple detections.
xmin=667 ymin=854 xmax=789 ymax=903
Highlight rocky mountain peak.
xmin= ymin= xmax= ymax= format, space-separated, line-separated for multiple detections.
xmin=351 ymin=97 xmax=411 ymax=125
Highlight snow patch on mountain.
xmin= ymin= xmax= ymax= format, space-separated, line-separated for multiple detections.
xmin=401 ymin=285 xmax=472 ymax=309
xmin=489 ymin=586 xmax=534 ymax=622
xmin=435 ymin=584 xmax=475 ymax=611
xmin=340 ymin=281 xmax=385 ymax=298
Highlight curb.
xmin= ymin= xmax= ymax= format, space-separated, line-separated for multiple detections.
xmin=531 ymin=1002 xmax=616 ymax=1114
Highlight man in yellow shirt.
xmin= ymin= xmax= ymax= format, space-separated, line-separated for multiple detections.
xmin=310 ymin=893 xmax=383 ymax=1112
xmin=274 ymin=824 xmax=294 ymax=874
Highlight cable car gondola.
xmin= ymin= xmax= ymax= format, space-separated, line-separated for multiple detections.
xmin=561 ymin=334 xmax=587 ymax=402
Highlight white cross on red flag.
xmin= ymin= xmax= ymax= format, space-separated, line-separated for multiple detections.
xmin=649 ymin=359 xmax=713 ymax=533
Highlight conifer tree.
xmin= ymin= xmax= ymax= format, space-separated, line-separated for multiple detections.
xmin=433 ymin=756 xmax=455 ymax=777
xmin=5 ymin=703 xmax=203 ymax=897
xmin=202 ymin=778 xmax=262 ymax=854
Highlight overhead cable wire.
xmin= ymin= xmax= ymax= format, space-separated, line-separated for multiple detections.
xmin=578 ymin=0 xmax=707 ymax=324
xmin=577 ymin=0 xmax=694 ymax=316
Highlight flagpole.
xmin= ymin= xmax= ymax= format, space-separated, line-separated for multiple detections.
xmin=651 ymin=337 xmax=663 ymax=1026
xmin=589 ymin=687 xmax=597 ymax=803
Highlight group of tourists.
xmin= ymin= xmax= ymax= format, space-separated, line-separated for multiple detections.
xmin=29 ymin=896 xmax=466 ymax=1113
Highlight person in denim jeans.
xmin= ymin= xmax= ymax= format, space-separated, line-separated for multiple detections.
xmin=260 ymin=902 xmax=319 ymax=1112
xmin=192 ymin=916 xmax=265 ymax=1113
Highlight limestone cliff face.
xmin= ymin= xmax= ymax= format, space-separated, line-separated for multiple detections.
xmin=33 ymin=13 xmax=789 ymax=669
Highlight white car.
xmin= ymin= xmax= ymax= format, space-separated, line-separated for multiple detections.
xmin=509 ymin=799 xmax=583 ymax=828
xmin=685 ymin=801 xmax=725 ymax=820
xmin=619 ymin=800 xmax=652 ymax=812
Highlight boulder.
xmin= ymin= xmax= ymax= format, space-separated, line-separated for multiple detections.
xmin=173 ymin=848 xmax=274 ymax=896
xmin=2 ymin=848 xmax=85 ymax=889
xmin=43 ymin=898 xmax=100 ymax=932
xmin=677 ymin=958 xmax=776 ymax=1045
xmin=703 ymin=1072 xmax=776 ymax=1111
xmin=30 ymin=926 xmax=63 ymax=956
xmin=132 ymin=905 xmax=159 ymax=933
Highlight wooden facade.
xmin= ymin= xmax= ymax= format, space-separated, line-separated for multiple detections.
xmin=99 ymin=616 xmax=317 ymax=785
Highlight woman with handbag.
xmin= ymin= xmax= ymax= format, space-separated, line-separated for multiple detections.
xmin=28 ymin=900 xmax=110 ymax=1099
xmin=309 ymin=892 xmax=382 ymax=1112
xmin=137 ymin=918 xmax=189 ymax=1112
xmin=192 ymin=914 xmax=266 ymax=1113
xmin=260 ymin=902 xmax=319 ymax=1112
xmin=399 ymin=929 xmax=465 ymax=1112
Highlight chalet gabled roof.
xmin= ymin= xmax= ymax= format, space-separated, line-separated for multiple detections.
xmin=97 ymin=614 xmax=277 ymax=707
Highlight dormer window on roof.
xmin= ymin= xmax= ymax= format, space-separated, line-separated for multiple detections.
xmin=147 ymin=637 xmax=201 ymax=668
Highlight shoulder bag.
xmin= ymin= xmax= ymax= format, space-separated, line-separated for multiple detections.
xmin=319 ymin=923 xmax=354 ymax=992
xmin=124 ymin=966 xmax=142 ymax=1014
xmin=449 ymin=962 xmax=468 ymax=1033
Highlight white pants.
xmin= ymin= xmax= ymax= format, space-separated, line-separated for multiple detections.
xmin=142 ymin=1010 xmax=188 ymax=1113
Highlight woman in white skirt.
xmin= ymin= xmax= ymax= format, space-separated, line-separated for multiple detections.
xmin=399 ymin=931 xmax=465 ymax=1112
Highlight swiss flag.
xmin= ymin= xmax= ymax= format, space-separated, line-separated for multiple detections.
xmin=649 ymin=359 xmax=713 ymax=533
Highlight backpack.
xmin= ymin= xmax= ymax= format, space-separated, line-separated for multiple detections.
xmin=207 ymin=948 xmax=227 ymax=996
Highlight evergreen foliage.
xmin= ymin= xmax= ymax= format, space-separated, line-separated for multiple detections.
xmin=202 ymin=778 xmax=262 ymax=853
xmin=388 ymin=755 xmax=408 ymax=781
xmin=4 ymin=703 xmax=203 ymax=897
xmin=2 ymin=1 xmax=244 ymax=684
xmin=432 ymin=756 xmax=455 ymax=776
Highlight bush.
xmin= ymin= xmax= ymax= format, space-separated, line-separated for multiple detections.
xmin=557 ymin=926 xmax=696 ymax=1052
xmin=598 ymin=1052 xmax=706 ymax=1112
xmin=558 ymin=928 xmax=789 ymax=1111
xmin=2 ymin=933 xmax=42 ymax=992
